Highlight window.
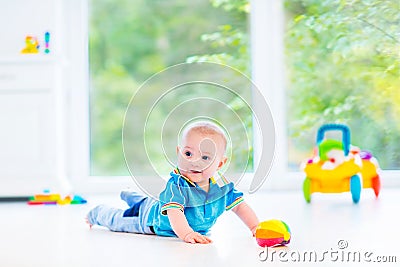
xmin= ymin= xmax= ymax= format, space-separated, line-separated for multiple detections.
xmin=89 ymin=0 xmax=252 ymax=177
xmin=69 ymin=0 xmax=398 ymax=192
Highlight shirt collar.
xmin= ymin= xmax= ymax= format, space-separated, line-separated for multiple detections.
xmin=173 ymin=167 xmax=220 ymax=187
xmin=173 ymin=168 xmax=196 ymax=187
xmin=172 ymin=168 xmax=234 ymax=200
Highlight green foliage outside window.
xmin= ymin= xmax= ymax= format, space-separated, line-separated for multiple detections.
xmin=285 ymin=0 xmax=400 ymax=169
xmin=90 ymin=0 xmax=398 ymax=176
xmin=89 ymin=0 xmax=250 ymax=175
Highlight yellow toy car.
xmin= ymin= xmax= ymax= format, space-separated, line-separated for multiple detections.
xmin=302 ymin=124 xmax=381 ymax=203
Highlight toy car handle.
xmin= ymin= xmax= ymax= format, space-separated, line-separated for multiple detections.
xmin=316 ymin=124 xmax=350 ymax=156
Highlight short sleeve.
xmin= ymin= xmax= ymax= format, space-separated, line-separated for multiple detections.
xmin=159 ymin=179 xmax=186 ymax=215
xmin=225 ymin=188 xmax=244 ymax=211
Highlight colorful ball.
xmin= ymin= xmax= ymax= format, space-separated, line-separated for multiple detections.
xmin=255 ymin=219 xmax=291 ymax=247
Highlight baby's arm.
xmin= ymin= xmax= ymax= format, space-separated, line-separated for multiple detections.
xmin=232 ymin=201 xmax=259 ymax=236
xmin=167 ymin=209 xmax=212 ymax=244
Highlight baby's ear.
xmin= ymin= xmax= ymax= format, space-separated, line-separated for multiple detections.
xmin=176 ymin=146 xmax=180 ymax=155
xmin=218 ymin=156 xmax=228 ymax=169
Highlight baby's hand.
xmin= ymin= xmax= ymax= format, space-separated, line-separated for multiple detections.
xmin=183 ymin=231 xmax=212 ymax=244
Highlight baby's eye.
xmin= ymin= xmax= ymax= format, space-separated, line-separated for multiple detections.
xmin=185 ymin=151 xmax=192 ymax=157
xmin=202 ymin=155 xmax=210 ymax=161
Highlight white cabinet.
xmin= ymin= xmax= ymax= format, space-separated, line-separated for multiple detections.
xmin=0 ymin=58 xmax=65 ymax=195
xmin=0 ymin=0 xmax=91 ymax=195
xmin=0 ymin=0 xmax=73 ymax=196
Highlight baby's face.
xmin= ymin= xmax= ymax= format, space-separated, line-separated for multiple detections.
xmin=177 ymin=131 xmax=226 ymax=185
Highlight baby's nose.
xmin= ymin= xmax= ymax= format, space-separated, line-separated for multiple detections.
xmin=190 ymin=159 xmax=201 ymax=167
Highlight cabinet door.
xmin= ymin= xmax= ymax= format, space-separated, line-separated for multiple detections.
xmin=0 ymin=63 xmax=59 ymax=196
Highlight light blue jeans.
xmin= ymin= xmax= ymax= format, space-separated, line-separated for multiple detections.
xmin=87 ymin=191 xmax=156 ymax=234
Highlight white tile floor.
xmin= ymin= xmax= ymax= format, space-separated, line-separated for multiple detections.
xmin=1 ymin=189 xmax=399 ymax=267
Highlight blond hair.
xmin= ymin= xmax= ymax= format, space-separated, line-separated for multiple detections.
xmin=180 ymin=121 xmax=227 ymax=152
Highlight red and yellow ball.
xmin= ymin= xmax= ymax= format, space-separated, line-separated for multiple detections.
xmin=255 ymin=219 xmax=291 ymax=247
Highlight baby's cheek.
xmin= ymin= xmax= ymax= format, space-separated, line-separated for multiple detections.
xmin=178 ymin=157 xmax=188 ymax=166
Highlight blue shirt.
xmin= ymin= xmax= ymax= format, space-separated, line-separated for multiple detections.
xmin=147 ymin=168 xmax=244 ymax=237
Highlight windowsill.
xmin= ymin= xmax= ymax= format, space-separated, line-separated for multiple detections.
xmin=72 ymin=170 xmax=399 ymax=195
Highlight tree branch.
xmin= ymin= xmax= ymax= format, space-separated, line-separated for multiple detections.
xmin=357 ymin=17 xmax=399 ymax=44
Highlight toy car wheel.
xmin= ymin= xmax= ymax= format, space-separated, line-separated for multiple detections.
xmin=350 ymin=175 xmax=361 ymax=203
xmin=372 ymin=175 xmax=381 ymax=197
xmin=303 ymin=177 xmax=311 ymax=203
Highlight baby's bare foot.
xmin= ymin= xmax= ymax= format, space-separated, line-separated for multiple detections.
xmin=85 ymin=217 xmax=93 ymax=229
